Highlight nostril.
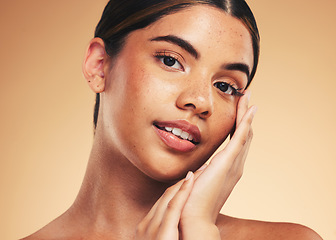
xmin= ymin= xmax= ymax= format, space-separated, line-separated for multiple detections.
xmin=184 ymin=103 xmax=196 ymax=109
xmin=200 ymin=111 xmax=209 ymax=118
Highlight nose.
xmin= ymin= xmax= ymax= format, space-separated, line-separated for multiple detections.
xmin=175 ymin=81 xmax=213 ymax=119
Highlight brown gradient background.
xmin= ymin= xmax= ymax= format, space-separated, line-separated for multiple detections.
xmin=1 ymin=0 xmax=335 ymax=239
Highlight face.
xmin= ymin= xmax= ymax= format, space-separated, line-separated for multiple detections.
xmin=97 ymin=5 xmax=254 ymax=182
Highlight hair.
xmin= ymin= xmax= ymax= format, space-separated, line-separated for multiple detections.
xmin=93 ymin=0 xmax=260 ymax=129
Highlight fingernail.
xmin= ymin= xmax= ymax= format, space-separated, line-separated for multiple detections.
xmin=185 ymin=171 xmax=193 ymax=181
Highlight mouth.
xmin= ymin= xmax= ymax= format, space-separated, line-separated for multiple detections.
xmin=154 ymin=125 xmax=199 ymax=144
xmin=153 ymin=120 xmax=201 ymax=152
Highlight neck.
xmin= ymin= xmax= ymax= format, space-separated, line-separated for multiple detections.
xmin=67 ymin=134 xmax=171 ymax=239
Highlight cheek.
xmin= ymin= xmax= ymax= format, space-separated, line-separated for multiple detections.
xmin=220 ymin=109 xmax=236 ymax=134
xmin=107 ymin=59 xmax=149 ymax=107
xmin=209 ymin=103 xmax=237 ymax=144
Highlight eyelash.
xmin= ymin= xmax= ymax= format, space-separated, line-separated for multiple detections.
xmin=154 ymin=51 xmax=244 ymax=97
xmin=213 ymin=82 xmax=244 ymax=97
xmin=154 ymin=51 xmax=184 ymax=71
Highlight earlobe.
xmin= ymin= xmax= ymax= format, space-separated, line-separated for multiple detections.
xmin=88 ymin=73 xmax=105 ymax=93
xmin=82 ymin=37 xmax=108 ymax=93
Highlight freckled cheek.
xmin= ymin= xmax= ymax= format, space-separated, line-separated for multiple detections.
xmin=212 ymin=106 xmax=236 ymax=139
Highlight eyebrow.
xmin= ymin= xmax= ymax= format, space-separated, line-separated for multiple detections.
xmin=150 ymin=35 xmax=250 ymax=80
xmin=150 ymin=35 xmax=199 ymax=59
xmin=222 ymin=63 xmax=250 ymax=80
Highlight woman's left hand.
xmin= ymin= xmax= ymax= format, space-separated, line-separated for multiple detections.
xmin=179 ymin=91 xmax=257 ymax=239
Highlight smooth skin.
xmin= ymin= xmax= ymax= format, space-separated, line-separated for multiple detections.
xmin=22 ymin=5 xmax=322 ymax=240
xmin=135 ymin=91 xmax=256 ymax=240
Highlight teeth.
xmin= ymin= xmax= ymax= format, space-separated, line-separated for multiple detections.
xmin=165 ymin=127 xmax=173 ymax=132
xmin=172 ymin=128 xmax=182 ymax=136
xmin=164 ymin=127 xmax=193 ymax=142
xmin=181 ymin=131 xmax=189 ymax=140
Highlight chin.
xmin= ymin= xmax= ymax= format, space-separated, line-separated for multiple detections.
xmin=151 ymin=172 xmax=187 ymax=183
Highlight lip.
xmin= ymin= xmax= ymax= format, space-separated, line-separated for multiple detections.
xmin=153 ymin=120 xmax=201 ymax=152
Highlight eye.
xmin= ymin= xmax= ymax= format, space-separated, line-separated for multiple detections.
xmin=155 ymin=53 xmax=184 ymax=71
xmin=214 ymin=82 xmax=243 ymax=96
xmin=162 ymin=56 xmax=177 ymax=66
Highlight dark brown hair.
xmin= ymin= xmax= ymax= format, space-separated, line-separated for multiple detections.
xmin=93 ymin=0 xmax=260 ymax=129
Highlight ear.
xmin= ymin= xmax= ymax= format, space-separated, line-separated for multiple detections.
xmin=82 ymin=37 xmax=108 ymax=93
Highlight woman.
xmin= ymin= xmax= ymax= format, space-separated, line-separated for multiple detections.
xmin=22 ymin=0 xmax=322 ymax=239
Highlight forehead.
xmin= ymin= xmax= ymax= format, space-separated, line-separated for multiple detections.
xmin=138 ymin=5 xmax=254 ymax=68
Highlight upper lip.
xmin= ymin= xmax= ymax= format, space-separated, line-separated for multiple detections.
xmin=154 ymin=120 xmax=201 ymax=143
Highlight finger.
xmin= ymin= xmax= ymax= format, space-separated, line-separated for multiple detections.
xmin=145 ymin=172 xmax=193 ymax=234
xmin=239 ymin=127 xmax=253 ymax=166
xmin=231 ymin=126 xmax=253 ymax=176
xmin=157 ymin=172 xmax=195 ymax=238
xmin=194 ymin=164 xmax=208 ymax=180
xmin=141 ymin=178 xmax=184 ymax=226
xmin=198 ymin=109 xmax=255 ymax=198
xmin=193 ymin=106 xmax=255 ymax=197
xmin=212 ymin=105 xmax=256 ymax=168
xmin=177 ymin=108 xmax=256 ymax=223
xmin=188 ymin=126 xmax=253 ymax=220
xmin=236 ymin=90 xmax=251 ymax=127
xmin=230 ymin=90 xmax=250 ymax=139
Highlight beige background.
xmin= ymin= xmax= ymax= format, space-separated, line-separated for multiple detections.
xmin=1 ymin=0 xmax=335 ymax=239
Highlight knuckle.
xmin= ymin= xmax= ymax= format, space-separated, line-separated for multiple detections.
xmin=239 ymin=135 xmax=248 ymax=146
xmin=136 ymin=222 xmax=146 ymax=235
xmin=249 ymin=128 xmax=254 ymax=138
xmin=166 ymin=199 xmax=177 ymax=211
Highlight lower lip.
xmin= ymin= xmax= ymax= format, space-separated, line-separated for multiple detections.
xmin=153 ymin=126 xmax=196 ymax=152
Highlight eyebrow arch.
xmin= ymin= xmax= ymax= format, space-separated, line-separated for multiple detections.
xmin=222 ymin=63 xmax=250 ymax=80
xmin=150 ymin=35 xmax=199 ymax=59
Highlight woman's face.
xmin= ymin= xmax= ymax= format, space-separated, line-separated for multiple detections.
xmin=98 ymin=5 xmax=254 ymax=182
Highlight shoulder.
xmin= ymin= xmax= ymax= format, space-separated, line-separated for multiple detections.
xmin=19 ymin=214 xmax=72 ymax=240
xmin=20 ymin=227 xmax=58 ymax=240
xmin=216 ymin=214 xmax=323 ymax=240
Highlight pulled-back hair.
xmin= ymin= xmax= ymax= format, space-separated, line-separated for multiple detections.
xmin=93 ymin=0 xmax=260 ymax=129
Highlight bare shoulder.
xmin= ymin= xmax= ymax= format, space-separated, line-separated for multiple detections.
xmin=216 ymin=214 xmax=323 ymax=240
xmin=19 ymin=213 xmax=75 ymax=240
xmin=20 ymin=229 xmax=50 ymax=240
xmin=19 ymin=224 xmax=61 ymax=240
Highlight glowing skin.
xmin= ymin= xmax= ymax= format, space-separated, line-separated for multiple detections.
xmin=96 ymin=5 xmax=254 ymax=182
xmin=22 ymin=5 xmax=323 ymax=240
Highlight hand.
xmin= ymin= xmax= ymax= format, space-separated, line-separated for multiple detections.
xmin=135 ymin=91 xmax=256 ymax=239
xmin=179 ymin=91 xmax=256 ymax=238
xmin=135 ymin=168 xmax=216 ymax=240
xmin=135 ymin=171 xmax=195 ymax=240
